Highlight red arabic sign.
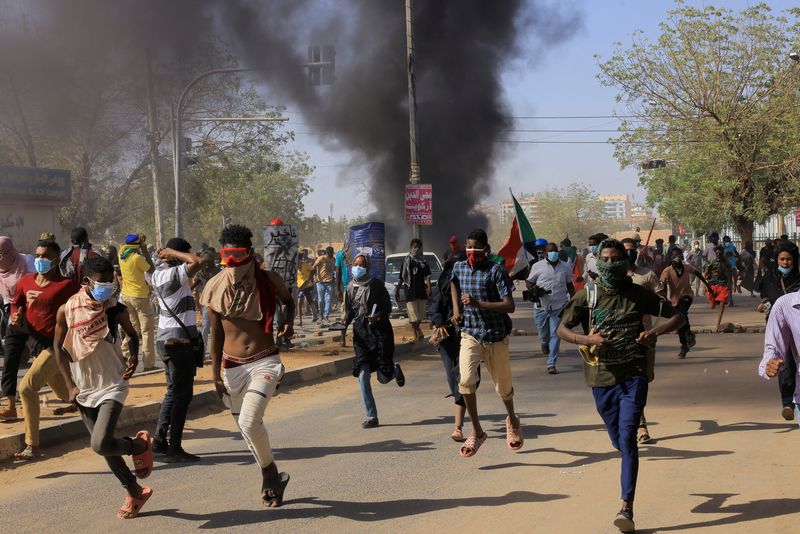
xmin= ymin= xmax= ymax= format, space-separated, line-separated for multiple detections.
xmin=405 ymin=184 xmax=433 ymax=225
xmin=795 ymin=209 xmax=800 ymax=226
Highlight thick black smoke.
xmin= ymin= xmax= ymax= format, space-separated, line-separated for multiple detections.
xmin=0 ymin=0 xmax=580 ymax=251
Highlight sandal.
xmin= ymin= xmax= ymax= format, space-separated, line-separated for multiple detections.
xmin=53 ymin=405 xmax=78 ymax=416
xmin=132 ymin=431 xmax=153 ymax=479
xmin=637 ymin=428 xmax=651 ymax=444
xmin=451 ymin=426 xmax=465 ymax=442
xmin=459 ymin=432 xmax=488 ymax=457
xmin=117 ymin=486 xmax=153 ymax=519
xmin=506 ymin=416 xmax=524 ymax=450
xmin=263 ymin=472 xmax=291 ymax=508
xmin=14 ymin=446 xmax=42 ymax=462
xmin=0 ymin=406 xmax=18 ymax=420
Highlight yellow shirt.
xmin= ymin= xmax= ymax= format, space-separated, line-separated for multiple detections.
xmin=297 ymin=262 xmax=314 ymax=289
xmin=119 ymin=253 xmax=152 ymax=298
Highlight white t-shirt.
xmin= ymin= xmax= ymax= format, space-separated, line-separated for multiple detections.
xmin=70 ymin=339 xmax=129 ymax=408
xmin=152 ymin=263 xmax=198 ymax=341
xmin=526 ymin=259 xmax=574 ymax=311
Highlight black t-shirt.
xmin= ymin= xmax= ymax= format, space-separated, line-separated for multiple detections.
xmin=404 ymin=258 xmax=431 ymax=301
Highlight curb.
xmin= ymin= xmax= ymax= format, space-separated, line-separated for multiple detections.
xmin=511 ymin=323 xmax=766 ymax=337
xmin=0 ymin=340 xmax=430 ymax=462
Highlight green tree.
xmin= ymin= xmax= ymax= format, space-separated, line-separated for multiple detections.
xmin=532 ymin=183 xmax=616 ymax=243
xmin=597 ymin=2 xmax=800 ymax=243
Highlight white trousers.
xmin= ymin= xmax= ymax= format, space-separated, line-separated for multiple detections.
xmin=223 ymin=355 xmax=284 ymax=467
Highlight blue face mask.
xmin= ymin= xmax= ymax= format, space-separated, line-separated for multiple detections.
xmin=588 ymin=245 xmax=598 ymax=254
xmin=778 ymin=266 xmax=793 ymax=275
xmin=547 ymin=251 xmax=560 ymax=263
xmin=34 ymin=257 xmax=53 ymax=274
xmin=351 ymin=265 xmax=367 ymax=279
xmin=90 ymin=281 xmax=117 ymax=301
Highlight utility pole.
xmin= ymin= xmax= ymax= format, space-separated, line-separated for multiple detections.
xmin=329 ymin=203 xmax=334 ymax=247
xmin=405 ymin=0 xmax=421 ymax=241
xmin=145 ymin=50 xmax=163 ymax=246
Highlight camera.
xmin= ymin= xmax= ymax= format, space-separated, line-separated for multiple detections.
xmin=523 ymin=285 xmax=551 ymax=305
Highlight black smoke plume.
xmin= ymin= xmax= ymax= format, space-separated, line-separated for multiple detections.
xmin=0 ymin=0 xmax=580 ymax=251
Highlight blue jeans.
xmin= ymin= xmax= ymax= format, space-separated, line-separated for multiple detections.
xmin=358 ymin=363 xmax=395 ymax=419
xmin=316 ymin=282 xmax=334 ymax=321
xmin=534 ymin=306 xmax=564 ymax=368
xmin=592 ymin=375 xmax=648 ymax=502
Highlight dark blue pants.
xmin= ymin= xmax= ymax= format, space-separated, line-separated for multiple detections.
xmin=592 ymin=375 xmax=648 ymax=502
xmin=155 ymin=342 xmax=197 ymax=450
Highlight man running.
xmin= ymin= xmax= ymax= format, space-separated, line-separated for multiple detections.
xmin=451 ymin=229 xmax=522 ymax=457
xmin=53 ymin=256 xmax=154 ymax=519
xmin=557 ymin=238 xmax=685 ymax=533
xmin=11 ymin=238 xmax=79 ymax=459
xmin=526 ymin=242 xmax=574 ymax=374
xmin=660 ymin=247 xmax=711 ymax=359
xmin=313 ymin=246 xmax=335 ymax=326
xmin=203 ymin=224 xmax=295 ymax=507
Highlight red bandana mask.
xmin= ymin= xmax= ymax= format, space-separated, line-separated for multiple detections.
xmin=220 ymin=248 xmax=251 ymax=268
xmin=466 ymin=248 xmax=486 ymax=268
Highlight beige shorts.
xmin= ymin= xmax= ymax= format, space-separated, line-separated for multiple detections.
xmin=458 ymin=333 xmax=513 ymax=400
xmin=406 ymin=299 xmax=427 ymax=323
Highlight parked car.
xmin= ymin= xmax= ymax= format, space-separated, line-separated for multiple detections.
xmin=384 ymin=252 xmax=443 ymax=318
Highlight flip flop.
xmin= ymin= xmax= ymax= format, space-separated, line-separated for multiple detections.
xmin=132 ymin=430 xmax=153 ymax=479
xmin=14 ymin=446 xmax=43 ymax=462
xmin=451 ymin=427 xmax=465 ymax=442
xmin=117 ymin=486 xmax=153 ymax=519
xmin=637 ymin=429 xmax=651 ymax=444
xmin=459 ymin=432 xmax=488 ymax=458
xmin=506 ymin=416 xmax=524 ymax=450
xmin=263 ymin=472 xmax=291 ymax=508
xmin=0 ymin=407 xmax=18 ymax=420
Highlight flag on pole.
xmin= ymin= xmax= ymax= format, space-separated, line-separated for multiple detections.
xmin=498 ymin=190 xmax=537 ymax=276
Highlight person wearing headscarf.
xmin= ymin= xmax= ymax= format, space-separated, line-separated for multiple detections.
xmin=345 ymin=254 xmax=405 ymax=428
xmin=758 ymin=240 xmax=800 ymax=421
xmin=0 ymin=236 xmax=33 ymax=417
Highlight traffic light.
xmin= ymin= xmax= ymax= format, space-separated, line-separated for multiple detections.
xmin=307 ymin=45 xmax=335 ymax=86
xmin=640 ymin=159 xmax=667 ymax=170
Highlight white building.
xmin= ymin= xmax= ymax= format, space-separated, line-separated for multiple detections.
xmin=598 ymin=194 xmax=631 ymax=220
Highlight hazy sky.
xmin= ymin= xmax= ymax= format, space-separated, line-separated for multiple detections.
xmin=288 ymin=0 xmax=796 ymax=219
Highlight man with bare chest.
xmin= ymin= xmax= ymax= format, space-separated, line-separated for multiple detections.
xmin=202 ymin=225 xmax=295 ymax=508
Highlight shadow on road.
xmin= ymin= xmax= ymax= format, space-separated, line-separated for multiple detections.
xmin=479 ymin=444 xmax=733 ymax=471
xmin=144 ymin=490 xmax=569 ymax=527
xmin=653 ymin=493 xmax=800 ymax=531
xmin=654 ymin=420 xmax=794 ymax=442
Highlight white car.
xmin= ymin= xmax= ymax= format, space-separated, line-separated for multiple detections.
xmin=384 ymin=252 xmax=443 ymax=317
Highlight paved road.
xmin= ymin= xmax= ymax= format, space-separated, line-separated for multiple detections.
xmin=2 ymin=303 xmax=799 ymax=533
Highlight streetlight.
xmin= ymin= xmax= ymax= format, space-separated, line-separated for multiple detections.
xmin=172 ymin=54 xmax=334 ymax=237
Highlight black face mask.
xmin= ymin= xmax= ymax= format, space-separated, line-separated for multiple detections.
xmin=672 ymin=258 xmax=682 ymax=266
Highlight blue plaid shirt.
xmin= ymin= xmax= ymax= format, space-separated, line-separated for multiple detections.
xmin=451 ymin=259 xmax=514 ymax=343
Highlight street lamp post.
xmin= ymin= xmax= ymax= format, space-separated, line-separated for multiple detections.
xmin=172 ymin=68 xmax=260 ymax=237
xmin=405 ymin=0 xmax=421 ymax=241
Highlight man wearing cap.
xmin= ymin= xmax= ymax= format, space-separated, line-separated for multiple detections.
xmin=119 ymin=234 xmax=156 ymax=370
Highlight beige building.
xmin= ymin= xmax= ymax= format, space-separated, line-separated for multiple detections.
xmin=598 ymin=194 xmax=631 ymax=220
xmin=498 ymin=194 xmax=543 ymax=225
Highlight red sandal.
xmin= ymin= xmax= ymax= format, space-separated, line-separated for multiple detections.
xmin=459 ymin=432 xmax=488 ymax=457
xmin=506 ymin=416 xmax=524 ymax=450
xmin=117 ymin=486 xmax=153 ymax=519
xmin=132 ymin=430 xmax=153 ymax=479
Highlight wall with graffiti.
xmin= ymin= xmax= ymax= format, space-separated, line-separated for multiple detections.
xmin=263 ymin=224 xmax=299 ymax=292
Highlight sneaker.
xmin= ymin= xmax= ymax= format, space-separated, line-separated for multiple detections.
xmin=613 ymin=508 xmax=635 ymax=533
xmin=687 ymin=331 xmax=697 ymax=348
xmin=152 ymin=438 xmax=169 ymax=455
xmin=162 ymin=448 xmax=202 ymax=463
xmin=547 ymin=366 xmax=558 ymax=375
xmin=395 ymin=364 xmax=406 ymax=387
xmin=782 ymin=405 xmax=795 ymax=421
xmin=361 ymin=418 xmax=379 ymax=429
xmin=541 ymin=343 xmax=549 ymax=355
xmin=678 ymin=346 xmax=688 ymax=359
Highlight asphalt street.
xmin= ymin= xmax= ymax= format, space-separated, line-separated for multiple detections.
xmin=2 ymin=301 xmax=799 ymax=533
